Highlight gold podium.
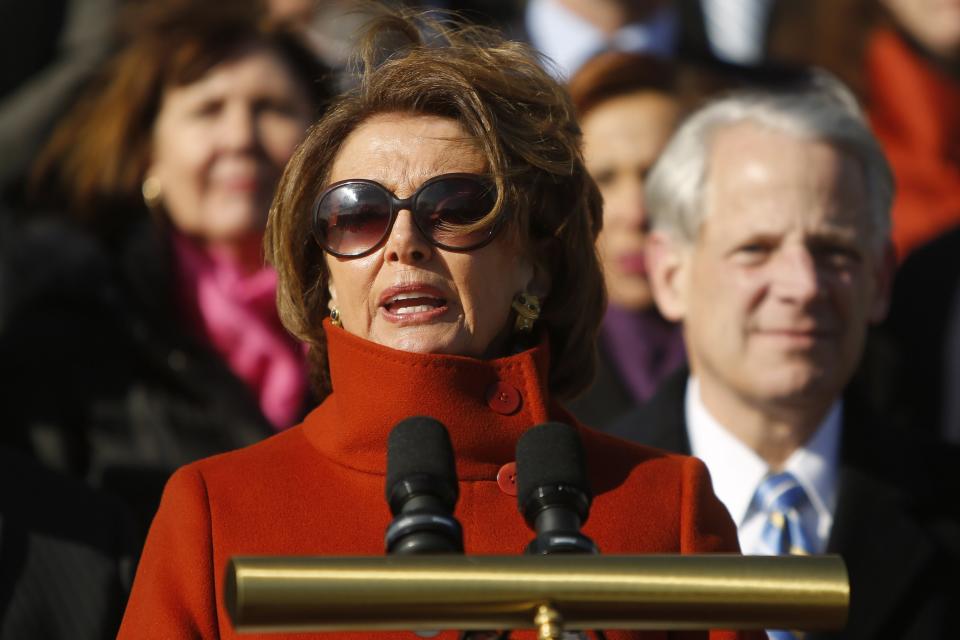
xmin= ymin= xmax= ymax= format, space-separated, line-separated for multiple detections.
xmin=226 ymin=555 xmax=848 ymax=636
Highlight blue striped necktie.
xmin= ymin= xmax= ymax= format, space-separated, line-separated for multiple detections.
xmin=755 ymin=472 xmax=813 ymax=640
xmin=755 ymin=471 xmax=814 ymax=556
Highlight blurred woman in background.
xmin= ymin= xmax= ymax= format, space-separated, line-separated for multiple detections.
xmin=1 ymin=0 xmax=330 ymax=540
xmin=865 ymin=0 xmax=960 ymax=443
xmin=867 ymin=0 xmax=960 ymax=259
xmin=565 ymin=52 xmax=689 ymax=430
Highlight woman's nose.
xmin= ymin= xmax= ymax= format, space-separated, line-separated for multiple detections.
xmin=605 ymin=181 xmax=647 ymax=231
xmin=219 ymin=103 xmax=257 ymax=151
xmin=383 ymin=209 xmax=433 ymax=264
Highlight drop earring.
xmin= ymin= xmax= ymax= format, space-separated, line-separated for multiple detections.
xmin=512 ymin=292 xmax=541 ymax=333
xmin=330 ymin=307 xmax=343 ymax=328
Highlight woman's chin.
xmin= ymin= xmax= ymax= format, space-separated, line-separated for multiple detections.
xmin=606 ymin=278 xmax=654 ymax=311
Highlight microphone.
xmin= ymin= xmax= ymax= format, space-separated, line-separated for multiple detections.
xmin=516 ymin=422 xmax=598 ymax=555
xmin=385 ymin=416 xmax=464 ymax=554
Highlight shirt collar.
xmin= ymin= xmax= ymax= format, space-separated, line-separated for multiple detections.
xmin=686 ymin=377 xmax=768 ymax=526
xmin=525 ymin=0 xmax=677 ymax=79
xmin=782 ymin=402 xmax=842 ymax=519
xmin=686 ymin=377 xmax=842 ymax=526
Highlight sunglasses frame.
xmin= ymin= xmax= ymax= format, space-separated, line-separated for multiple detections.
xmin=312 ymin=172 xmax=506 ymax=259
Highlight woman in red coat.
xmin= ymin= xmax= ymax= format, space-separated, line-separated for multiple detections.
xmin=119 ymin=8 xmax=752 ymax=640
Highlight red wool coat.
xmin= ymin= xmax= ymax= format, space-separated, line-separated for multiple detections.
xmin=118 ymin=324 xmax=754 ymax=639
xmin=867 ymin=28 xmax=960 ymax=259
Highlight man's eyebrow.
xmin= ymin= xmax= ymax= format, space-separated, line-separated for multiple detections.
xmin=806 ymin=227 xmax=860 ymax=243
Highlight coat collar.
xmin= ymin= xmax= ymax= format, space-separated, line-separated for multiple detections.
xmin=303 ymin=322 xmax=559 ymax=481
xmin=867 ymin=28 xmax=960 ymax=158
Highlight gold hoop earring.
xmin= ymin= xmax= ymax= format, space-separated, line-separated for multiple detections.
xmin=330 ymin=307 xmax=343 ymax=328
xmin=512 ymin=292 xmax=540 ymax=333
xmin=142 ymin=176 xmax=163 ymax=210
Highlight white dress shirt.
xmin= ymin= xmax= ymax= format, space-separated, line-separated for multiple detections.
xmin=525 ymin=0 xmax=678 ymax=79
xmin=700 ymin=0 xmax=775 ymax=65
xmin=685 ymin=377 xmax=841 ymax=555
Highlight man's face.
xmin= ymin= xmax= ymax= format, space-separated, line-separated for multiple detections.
xmin=654 ymin=123 xmax=892 ymax=413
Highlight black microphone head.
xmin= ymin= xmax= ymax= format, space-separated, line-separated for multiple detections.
xmin=516 ymin=421 xmax=592 ymax=515
xmin=386 ymin=416 xmax=458 ymax=513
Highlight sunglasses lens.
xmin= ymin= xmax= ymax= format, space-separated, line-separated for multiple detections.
xmin=315 ymin=183 xmax=391 ymax=256
xmin=416 ymin=177 xmax=498 ymax=249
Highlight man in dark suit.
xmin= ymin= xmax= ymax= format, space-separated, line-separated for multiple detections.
xmin=610 ymin=75 xmax=960 ymax=639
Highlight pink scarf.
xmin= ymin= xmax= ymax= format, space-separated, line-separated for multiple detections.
xmin=170 ymin=232 xmax=307 ymax=430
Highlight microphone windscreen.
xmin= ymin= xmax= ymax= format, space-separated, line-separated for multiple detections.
xmin=386 ymin=416 xmax=458 ymax=502
xmin=516 ymin=422 xmax=591 ymax=508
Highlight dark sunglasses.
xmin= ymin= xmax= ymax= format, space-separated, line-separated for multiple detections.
xmin=312 ymin=173 xmax=504 ymax=258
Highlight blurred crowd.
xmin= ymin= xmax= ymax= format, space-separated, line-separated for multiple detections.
xmin=0 ymin=0 xmax=958 ymax=638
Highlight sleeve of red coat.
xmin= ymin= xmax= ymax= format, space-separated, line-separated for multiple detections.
xmin=117 ymin=465 xmax=219 ymax=639
xmin=678 ymin=456 xmax=766 ymax=640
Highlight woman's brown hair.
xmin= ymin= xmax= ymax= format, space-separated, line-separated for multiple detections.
xmin=568 ymin=51 xmax=679 ymax=118
xmin=30 ymin=0 xmax=331 ymax=230
xmin=267 ymin=7 xmax=606 ymax=402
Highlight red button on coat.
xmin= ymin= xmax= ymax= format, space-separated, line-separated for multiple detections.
xmin=497 ymin=462 xmax=518 ymax=496
xmin=485 ymin=382 xmax=521 ymax=415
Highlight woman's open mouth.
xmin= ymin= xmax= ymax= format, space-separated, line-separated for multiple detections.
xmin=379 ymin=286 xmax=450 ymax=324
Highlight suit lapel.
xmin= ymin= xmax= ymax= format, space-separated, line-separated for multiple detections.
xmin=567 ymin=345 xmax=639 ymax=432
xmin=812 ymin=403 xmax=939 ymax=640
xmin=818 ymin=463 xmax=935 ymax=640
xmin=609 ymin=369 xmax=692 ymax=454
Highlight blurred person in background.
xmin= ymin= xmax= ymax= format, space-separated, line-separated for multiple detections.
xmin=264 ymin=0 xmax=376 ymax=77
xmin=4 ymin=208 xmax=133 ymax=640
xmin=866 ymin=0 xmax=960 ymax=259
xmin=523 ymin=0 xmax=818 ymax=80
xmin=611 ymin=75 xmax=960 ymax=639
xmin=0 ymin=0 xmax=121 ymax=209
xmin=264 ymin=0 xmax=529 ymax=85
xmin=565 ymin=52 xmax=687 ymax=430
xmin=0 ymin=0 xmax=331 ymax=542
xmin=882 ymin=224 xmax=960 ymax=443
xmin=525 ymin=0 xmax=684 ymax=78
xmin=853 ymin=0 xmax=960 ymax=445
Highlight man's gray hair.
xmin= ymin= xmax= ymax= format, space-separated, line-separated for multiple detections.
xmin=645 ymin=71 xmax=894 ymax=252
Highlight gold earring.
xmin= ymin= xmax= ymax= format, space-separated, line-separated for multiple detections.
xmin=142 ymin=176 xmax=162 ymax=210
xmin=330 ymin=307 xmax=343 ymax=328
xmin=512 ymin=292 xmax=541 ymax=333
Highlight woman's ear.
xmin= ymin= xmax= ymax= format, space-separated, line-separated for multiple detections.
xmin=327 ymin=279 xmax=338 ymax=310
xmin=523 ymin=239 xmax=553 ymax=300
xmin=646 ymin=231 xmax=690 ymax=322
xmin=527 ymin=261 xmax=552 ymax=300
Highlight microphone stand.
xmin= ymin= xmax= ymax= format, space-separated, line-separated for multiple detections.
xmin=515 ymin=422 xmax=604 ymax=640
